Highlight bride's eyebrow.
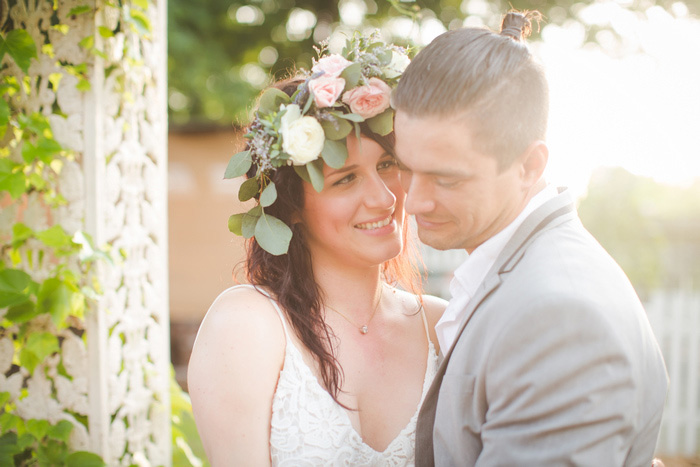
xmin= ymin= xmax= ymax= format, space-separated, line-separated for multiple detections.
xmin=328 ymin=165 xmax=358 ymax=176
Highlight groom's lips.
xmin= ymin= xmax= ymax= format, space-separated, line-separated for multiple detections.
xmin=414 ymin=216 xmax=447 ymax=229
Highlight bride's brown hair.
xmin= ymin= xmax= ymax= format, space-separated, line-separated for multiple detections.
xmin=243 ymin=78 xmax=423 ymax=403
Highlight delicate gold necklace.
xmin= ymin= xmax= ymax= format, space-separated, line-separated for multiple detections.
xmin=325 ymin=286 xmax=383 ymax=335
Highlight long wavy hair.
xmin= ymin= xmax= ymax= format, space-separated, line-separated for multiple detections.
xmin=244 ymin=78 xmax=423 ymax=403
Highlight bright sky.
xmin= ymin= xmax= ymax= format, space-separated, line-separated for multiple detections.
xmin=536 ymin=4 xmax=700 ymax=198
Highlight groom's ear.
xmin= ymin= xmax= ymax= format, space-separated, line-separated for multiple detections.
xmin=518 ymin=140 xmax=548 ymax=188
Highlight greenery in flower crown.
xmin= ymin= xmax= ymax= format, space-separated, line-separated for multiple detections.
xmin=224 ymin=31 xmax=410 ymax=256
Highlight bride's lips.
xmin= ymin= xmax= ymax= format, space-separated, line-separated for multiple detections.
xmin=354 ymin=213 xmax=395 ymax=233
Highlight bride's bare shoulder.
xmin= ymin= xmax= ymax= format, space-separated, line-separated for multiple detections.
xmin=191 ymin=285 xmax=286 ymax=364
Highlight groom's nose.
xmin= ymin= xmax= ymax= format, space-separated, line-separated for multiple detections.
xmin=402 ymin=173 xmax=435 ymax=215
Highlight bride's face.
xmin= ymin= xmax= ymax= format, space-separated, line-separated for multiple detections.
xmin=299 ymin=135 xmax=405 ymax=269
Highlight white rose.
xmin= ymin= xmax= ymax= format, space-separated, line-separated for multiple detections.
xmin=280 ymin=104 xmax=301 ymax=136
xmin=384 ymin=50 xmax=410 ymax=79
xmin=281 ymin=115 xmax=325 ymax=165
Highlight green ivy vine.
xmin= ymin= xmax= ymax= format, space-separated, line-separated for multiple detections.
xmin=0 ymin=2 xmax=144 ymax=466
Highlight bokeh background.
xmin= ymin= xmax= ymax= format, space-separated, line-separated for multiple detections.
xmin=165 ymin=0 xmax=700 ymax=463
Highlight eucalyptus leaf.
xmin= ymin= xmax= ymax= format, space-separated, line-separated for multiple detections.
xmin=241 ymin=206 xmax=262 ymax=239
xmin=367 ymin=108 xmax=394 ymax=136
xmin=260 ymin=182 xmax=277 ymax=207
xmin=322 ymin=139 xmax=348 ymax=169
xmin=340 ymin=62 xmax=362 ymax=90
xmin=332 ymin=111 xmax=364 ymax=123
xmin=321 ymin=118 xmax=352 ymax=141
xmin=255 ymin=213 xmax=293 ymax=256
xmin=307 ymin=159 xmax=325 ymax=193
xmin=228 ymin=213 xmax=245 ymax=236
xmin=377 ymin=49 xmax=393 ymax=65
xmin=238 ymin=177 xmax=260 ymax=202
xmin=224 ymin=150 xmax=252 ymax=179
xmin=258 ymin=87 xmax=291 ymax=114
xmin=293 ymin=164 xmax=311 ymax=183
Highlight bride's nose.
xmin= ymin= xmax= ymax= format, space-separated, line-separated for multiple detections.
xmin=363 ymin=173 xmax=396 ymax=209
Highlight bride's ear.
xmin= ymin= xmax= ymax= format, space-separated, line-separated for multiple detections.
xmin=518 ymin=140 xmax=548 ymax=188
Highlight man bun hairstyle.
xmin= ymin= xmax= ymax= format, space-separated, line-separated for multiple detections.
xmin=393 ymin=10 xmax=548 ymax=170
xmin=500 ymin=10 xmax=540 ymax=42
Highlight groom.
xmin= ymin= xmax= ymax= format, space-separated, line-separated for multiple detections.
xmin=392 ymin=12 xmax=668 ymax=466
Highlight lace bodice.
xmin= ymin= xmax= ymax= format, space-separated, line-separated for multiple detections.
xmin=260 ymin=287 xmax=439 ymax=467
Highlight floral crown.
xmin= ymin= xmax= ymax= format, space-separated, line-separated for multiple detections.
xmin=224 ymin=31 xmax=410 ymax=256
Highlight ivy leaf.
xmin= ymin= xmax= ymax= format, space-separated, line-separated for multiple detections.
xmin=0 ymin=98 xmax=9 ymax=127
xmin=224 ymin=150 xmax=251 ymax=179
xmin=340 ymin=63 xmax=362 ymax=90
xmin=65 ymin=451 xmax=107 ymax=467
xmin=68 ymin=5 xmax=92 ymax=16
xmin=258 ymin=87 xmax=291 ymax=115
xmin=132 ymin=0 xmax=150 ymax=10
xmin=0 ymin=268 xmax=32 ymax=308
xmin=238 ymin=176 xmax=260 ymax=202
xmin=241 ymin=206 xmax=262 ymax=239
xmin=228 ymin=213 xmax=244 ymax=236
xmin=36 ymin=225 xmax=74 ymax=249
xmin=0 ymin=160 xmax=26 ymax=199
xmin=6 ymin=301 xmax=38 ymax=323
xmin=19 ymin=332 xmax=59 ymax=375
xmin=259 ymin=182 xmax=277 ymax=207
xmin=366 ymin=108 xmax=394 ymax=136
xmin=21 ymin=137 xmax=63 ymax=164
xmin=255 ymin=213 xmax=292 ymax=256
xmin=37 ymin=278 xmax=83 ymax=327
xmin=322 ymin=139 xmax=348 ymax=169
xmin=130 ymin=10 xmax=152 ymax=35
xmin=306 ymin=159 xmax=325 ymax=193
xmin=12 ymin=222 xmax=33 ymax=247
xmin=0 ymin=432 xmax=21 ymax=466
xmin=321 ymin=118 xmax=352 ymax=141
xmin=26 ymin=419 xmax=51 ymax=440
xmin=0 ymin=29 xmax=38 ymax=74
xmin=47 ymin=420 xmax=73 ymax=442
xmin=97 ymin=26 xmax=114 ymax=38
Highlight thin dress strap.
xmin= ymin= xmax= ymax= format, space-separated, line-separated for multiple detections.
xmin=419 ymin=300 xmax=433 ymax=347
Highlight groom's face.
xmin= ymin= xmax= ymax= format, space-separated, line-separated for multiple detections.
xmin=394 ymin=111 xmax=529 ymax=253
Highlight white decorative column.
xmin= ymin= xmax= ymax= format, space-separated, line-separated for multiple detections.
xmin=85 ymin=2 xmax=171 ymax=465
xmin=4 ymin=1 xmax=170 ymax=465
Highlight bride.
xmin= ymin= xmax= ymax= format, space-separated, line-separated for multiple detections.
xmin=188 ymin=33 xmax=446 ymax=466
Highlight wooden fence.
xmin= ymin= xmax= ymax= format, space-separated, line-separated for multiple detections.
xmin=646 ymin=289 xmax=700 ymax=457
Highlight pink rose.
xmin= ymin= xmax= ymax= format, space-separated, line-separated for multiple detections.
xmin=341 ymin=78 xmax=392 ymax=119
xmin=308 ymin=76 xmax=346 ymax=108
xmin=312 ymin=54 xmax=352 ymax=78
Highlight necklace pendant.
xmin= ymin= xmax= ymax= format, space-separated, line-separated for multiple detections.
xmin=360 ymin=325 xmax=369 ymax=334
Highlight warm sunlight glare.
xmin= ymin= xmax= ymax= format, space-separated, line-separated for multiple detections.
xmin=536 ymin=4 xmax=700 ymax=197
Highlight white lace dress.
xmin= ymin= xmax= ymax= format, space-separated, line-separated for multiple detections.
xmin=259 ymin=288 xmax=439 ymax=467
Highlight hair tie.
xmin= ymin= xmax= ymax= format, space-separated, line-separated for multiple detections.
xmin=501 ymin=26 xmax=524 ymax=41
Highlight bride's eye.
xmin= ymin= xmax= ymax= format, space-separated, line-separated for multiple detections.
xmin=333 ymin=173 xmax=356 ymax=186
xmin=377 ymin=158 xmax=398 ymax=171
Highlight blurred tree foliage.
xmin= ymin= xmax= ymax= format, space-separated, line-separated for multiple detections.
xmin=168 ymin=0 xmax=697 ymax=128
xmin=579 ymin=167 xmax=700 ymax=297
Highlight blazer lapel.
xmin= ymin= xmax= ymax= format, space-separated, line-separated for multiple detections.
xmin=415 ymin=187 xmax=577 ymax=467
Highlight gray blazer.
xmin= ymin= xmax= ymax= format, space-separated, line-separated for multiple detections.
xmin=416 ymin=188 xmax=668 ymax=466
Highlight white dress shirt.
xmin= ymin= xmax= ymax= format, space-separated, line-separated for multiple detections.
xmin=435 ymin=185 xmax=559 ymax=352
